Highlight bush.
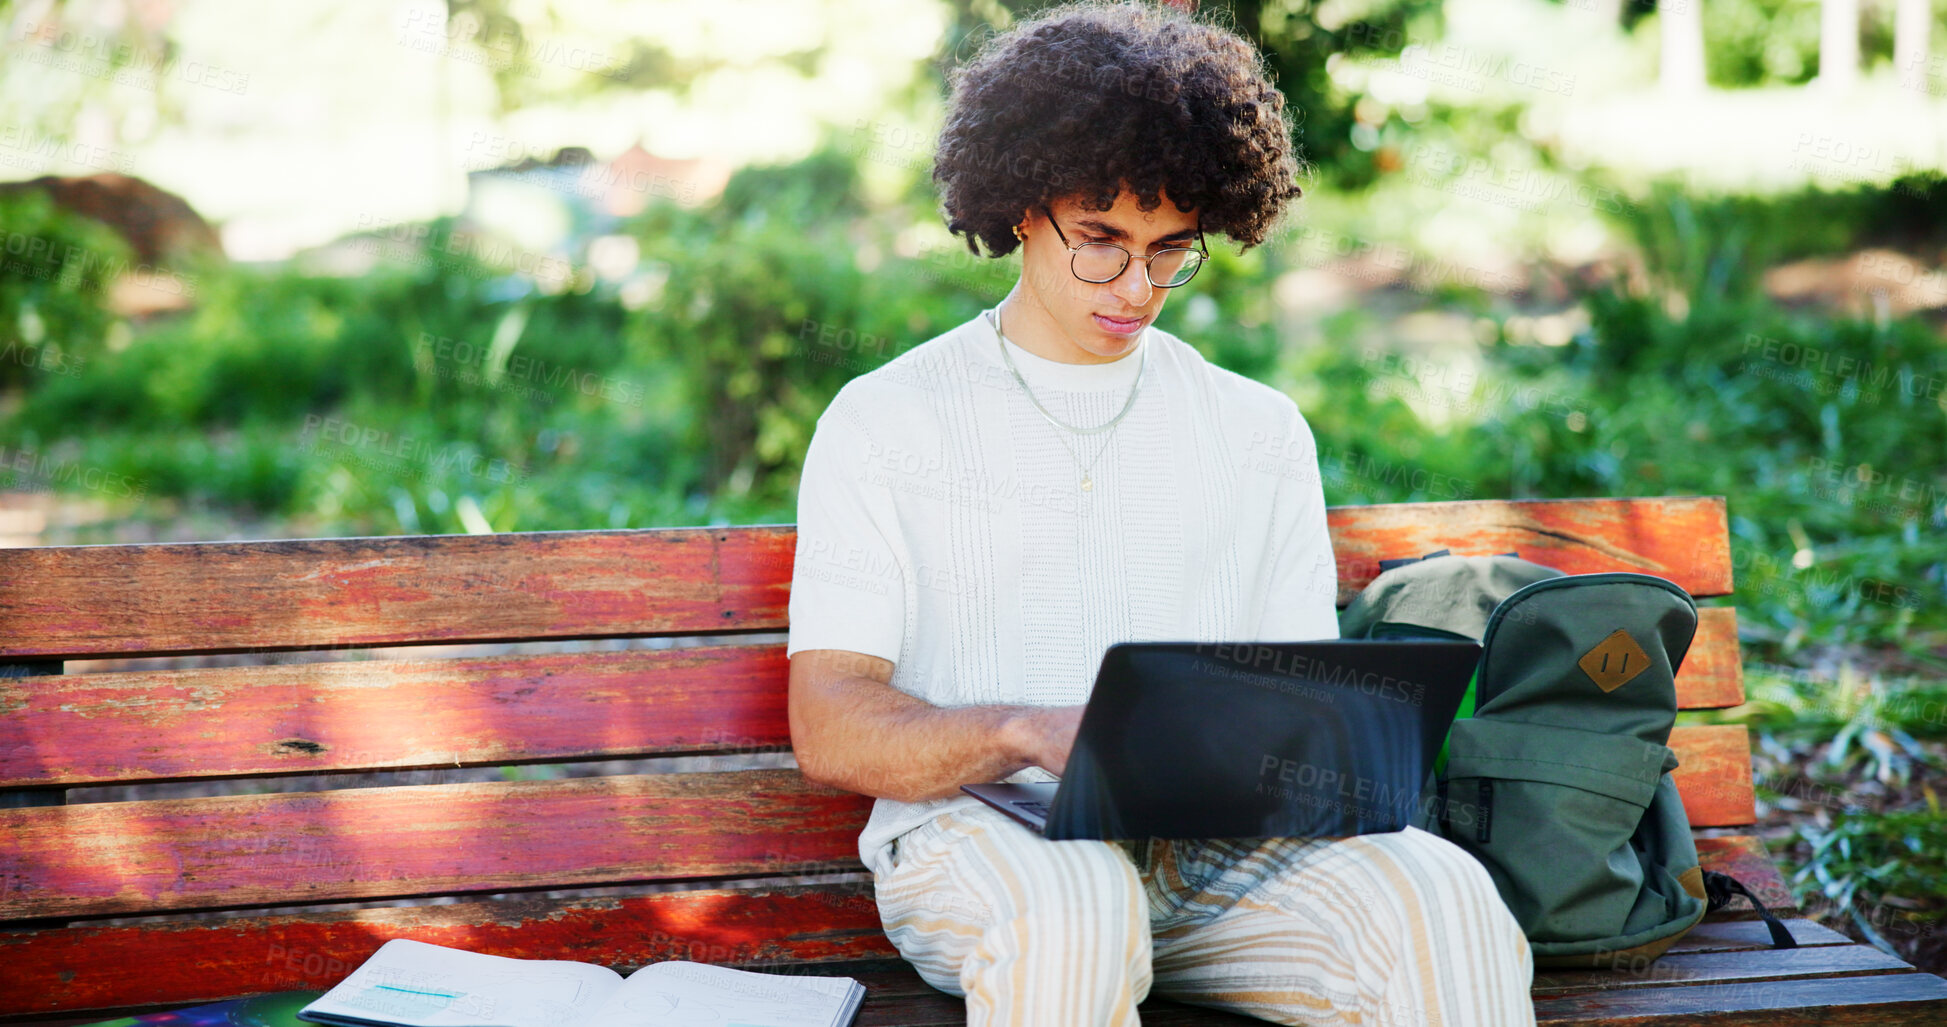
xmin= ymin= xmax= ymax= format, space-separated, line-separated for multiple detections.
xmin=0 ymin=187 xmax=132 ymax=389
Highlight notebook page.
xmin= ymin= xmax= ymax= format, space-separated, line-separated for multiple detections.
xmin=299 ymin=939 xmax=622 ymax=1027
xmin=584 ymin=960 xmax=860 ymax=1027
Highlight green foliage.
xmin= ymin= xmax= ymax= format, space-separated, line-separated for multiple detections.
xmin=1730 ymin=666 xmax=1944 ymax=773
xmin=4 ymin=222 xmax=689 ymax=531
xmin=1697 ymin=0 xmax=1947 ymax=87
xmin=1796 ymin=803 xmax=1947 ymax=953
xmin=624 ymin=143 xmax=879 ymax=504
xmin=1233 ymin=0 xmax=1445 ymax=189
xmin=1701 ymin=0 xmax=1825 ymax=87
xmin=1166 ymin=241 xmax=1285 ymax=383
xmin=1532 ymin=183 xmax=1947 ymax=659
xmin=0 ymin=187 xmax=131 ymax=389
xmin=1711 ymin=660 xmax=1947 ymax=957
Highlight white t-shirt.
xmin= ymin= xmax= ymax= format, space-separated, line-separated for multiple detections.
xmin=786 ymin=306 xmax=1340 ymax=877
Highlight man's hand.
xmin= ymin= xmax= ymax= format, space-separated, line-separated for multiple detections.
xmin=1004 ymin=704 xmax=1086 ymax=777
xmin=789 ymin=648 xmax=1088 ymax=802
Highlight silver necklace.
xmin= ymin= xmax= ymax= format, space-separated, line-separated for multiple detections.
xmin=988 ymin=306 xmax=1146 ymax=492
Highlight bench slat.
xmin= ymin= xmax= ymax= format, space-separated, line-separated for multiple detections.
xmin=1328 ymin=496 xmax=1731 ymax=601
xmin=0 ymin=770 xmax=871 ymax=921
xmin=727 ymin=964 xmax=1947 ymax=1027
xmin=1671 ymin=725 xmax=1757 ymax=827
xmin=0 ymin=739 xmax=1756 ymax=924
xmin=1694 ymin=835 xmax=1795 ymax=913
xmin=1666 ymin=919 xmax=1850 ymax=954
xmin=0 ymin=527 xmax=796 ymax=660
xmin=0 ymin=498 xmax=1727 ymax=660
xmin=743 ymin=965 xmax=1947 ymax=1027
xmin=24 ymin=974 xmax=1947 ymax=1027
xmin=0 ymin=621 xmax=1744 ymax=788
xmin=1532 ymin=944 xmax=1914 ymax=994
xmin=0 ymin=885 xmax=892 ymax=1018
xmin=1684 ymin=608 xmax=1744 ymax=708
xmin=840 ymin=974 xmax=1280 ymax=1026
xmin=850 ymin=987 xmax=982 ymax=1027
xmin=0 ymin=847 xmax=1851 ymax=1021
xmin=1530 ymin=972 xmax=1947 ymax=1024
xmin=2 ymin=778 xmax=1760 ymax=928
xmin=0 ymin=645 xmax=789 ymax=788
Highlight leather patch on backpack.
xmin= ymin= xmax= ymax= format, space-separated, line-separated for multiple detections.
xmin=1579 ymin=628 xmax=1653 ymax=692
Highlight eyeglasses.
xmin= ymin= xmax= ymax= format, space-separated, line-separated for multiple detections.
xmin=1041 ymin=204 xmax=1208 ymax=289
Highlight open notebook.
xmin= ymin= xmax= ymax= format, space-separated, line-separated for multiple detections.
xmin=296 ymin=939 xmax=863 ymax=1027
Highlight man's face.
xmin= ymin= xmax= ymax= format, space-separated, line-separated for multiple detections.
xmin=1020 ymin=186 xmax=1202 ymax=363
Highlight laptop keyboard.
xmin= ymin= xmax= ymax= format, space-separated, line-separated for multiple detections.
xmin=1013 ymin=800 xmax=1052 ymax=817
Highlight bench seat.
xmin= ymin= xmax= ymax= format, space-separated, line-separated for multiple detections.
xmin=4 ymin=496 xmax=1945 ymax=1024
xmin=7 ymin=883 xmax=1947 ymax=1025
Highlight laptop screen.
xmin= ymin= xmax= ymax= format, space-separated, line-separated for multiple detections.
xmin=1044 ymin=640 xmax=1478 ymax=841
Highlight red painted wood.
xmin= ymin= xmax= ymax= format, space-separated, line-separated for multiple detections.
xmin=1681 ymin=609 xmax=1744 ymax=709
xmin=1327 ymin=496 xmax=1732 ymax=602
xmin=18 ymin=931 xmax=1932 ymax=1025
xmin=1672 ymin=725 xmax=1757 ymax=828
xmin=0 ymin=886 xmax=893 ymax=1018
xmin=0 ymin=527 xmax=796 ymax=660
xmin=0 ymin=834 xmax=1803 ymax=1016
xmin=1696 ymin=835 xmax=1796 ymax=914
xmin=0 ymin=899 xmax=1910 ymax=1024
xmin=0 ymin=499 xmax=1724 ymax=660
xmin=0 ymin=645 xmax=790 ymax=788
xmin=0 ymin=770 xmax=873 ymax=920
xmin=10 ymin=494 xmax=1933 ymax=1025
xmin=1 ymin=648 xmax=1742 ymax=792
xmin=0 ymin=630 xmax=1740 ymax=790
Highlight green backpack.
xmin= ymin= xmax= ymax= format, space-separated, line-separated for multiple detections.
xmin=1341 ymin=550 xmax=1797 ymax=968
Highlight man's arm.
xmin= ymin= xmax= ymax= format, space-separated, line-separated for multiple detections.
xmin=1254 ymin=400 xmax=1342 ymax=640
xmin=788 ymin=648 xmax=1083 ymax=803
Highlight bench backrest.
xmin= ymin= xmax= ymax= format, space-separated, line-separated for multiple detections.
xmin=0 ymin=496 xmax=1749 ymax=1018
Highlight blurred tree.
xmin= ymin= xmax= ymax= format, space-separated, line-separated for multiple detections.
xmin=4 ymin=0 xmax=814 ymax=140
xmin=441 ymin=0 xmax=751 ymax=116
xmin=1894 ymin=0 xmax=1930 ymax=85
xmin=2 ymin=0 xmax=181 ymax=142
xmin=1660 ymin=0 xmax=1707 ymax=93
xmin=1819 ymin=0 xmax=1861 ymax=89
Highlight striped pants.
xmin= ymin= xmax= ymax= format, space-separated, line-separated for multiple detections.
xmin=874 ymin=804 xmax=1535 ymax=1026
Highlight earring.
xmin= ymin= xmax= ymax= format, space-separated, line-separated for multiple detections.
xmin=1012 ymin=222 xmax=1026 ymax=242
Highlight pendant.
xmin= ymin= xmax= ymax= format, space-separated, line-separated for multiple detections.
xmin=1081 ymin=475 xmax=1093 ymax=491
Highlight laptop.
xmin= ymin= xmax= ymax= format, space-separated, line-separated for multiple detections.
xmin=961 ymin=639 xmax=1479 ymax=841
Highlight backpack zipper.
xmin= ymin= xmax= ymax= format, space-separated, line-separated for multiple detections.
xmin=1478 ymin=571 xmax=1695 ymax=657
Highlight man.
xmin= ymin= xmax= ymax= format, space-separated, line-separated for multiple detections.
xmin=786 ymin=2 xmax=1536 ymax=1023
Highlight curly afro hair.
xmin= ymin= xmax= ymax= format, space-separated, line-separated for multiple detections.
xmin=933 ymin=0 xmax=1306 ymax=259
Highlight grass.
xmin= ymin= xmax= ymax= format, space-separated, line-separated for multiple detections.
xmin=1715 ymin=662 xmax=1947 ymax=966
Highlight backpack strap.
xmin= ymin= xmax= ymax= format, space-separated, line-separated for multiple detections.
xmin=1702 ymin=870 xmax=1799 ymax=949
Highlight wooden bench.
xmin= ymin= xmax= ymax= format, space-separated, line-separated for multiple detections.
xmin=3 ymin=495 xmax=1945 ymax=1025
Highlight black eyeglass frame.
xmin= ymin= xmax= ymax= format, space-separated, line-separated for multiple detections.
xmin=1040 ymin=204 xmax=1210 ymax=289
